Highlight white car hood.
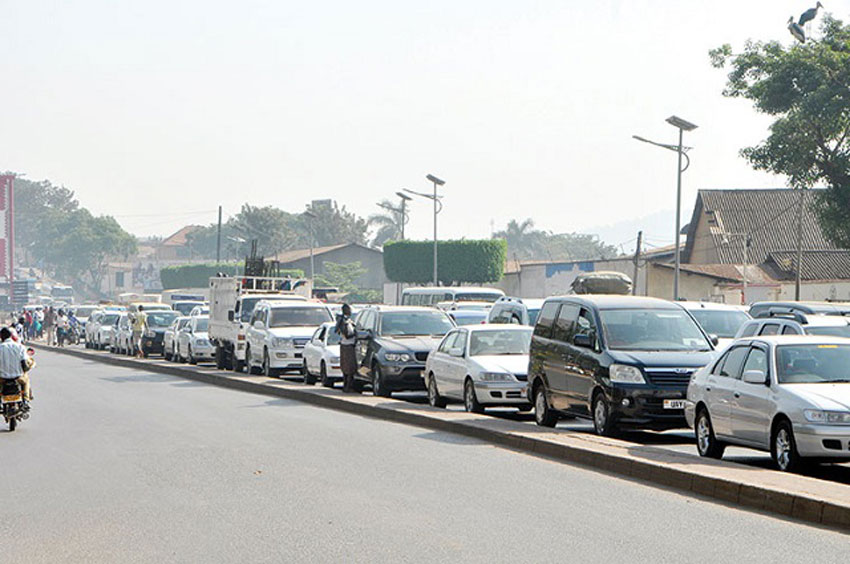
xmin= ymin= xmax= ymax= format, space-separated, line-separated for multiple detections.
xmin=784 ymin=383 xmax=850 ymax=411
xmin=269 ymin=327 xmax=317 ymax=340
xmin=472 ymin=354 xmax=530 ymax=376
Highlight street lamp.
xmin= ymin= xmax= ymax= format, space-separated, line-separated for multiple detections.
xmin=405 ymin=174 xmax=445 ymax=285
xmin=376 ymin=192 xmax=413 ymax=241
xmin=633 ymin=115 xmax=697 ymax=300
xmin=303 ymin=210 xmax=316 ymax=280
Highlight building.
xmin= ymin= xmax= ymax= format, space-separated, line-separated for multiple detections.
xmin=155 ymin=225 xmax=203 ymax=261
xmin=272 ymin=243 xmax=386 ymax=290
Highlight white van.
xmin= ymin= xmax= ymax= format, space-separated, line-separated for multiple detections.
xmin=401 ymin=287 xmax=505 ymax=307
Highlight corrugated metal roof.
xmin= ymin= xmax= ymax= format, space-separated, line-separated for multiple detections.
xmin=684 ymin=189 xmax=836 ymax=265
xmin=764 ymin=250 xmax=850 ymax=281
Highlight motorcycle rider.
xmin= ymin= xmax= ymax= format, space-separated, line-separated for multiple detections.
xmin=0 ymin=327 xmax=33 ymax=409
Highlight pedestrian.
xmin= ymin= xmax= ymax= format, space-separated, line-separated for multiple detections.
xmin=336 ymin=304 xmax=358 ymax=393
xmin=131 ymin=305 xmax=147 ymax=358
xmin=35 ymin=308 xmax=44 ymax=339
xmin=56 ymin=310 xmax=70 ymax=347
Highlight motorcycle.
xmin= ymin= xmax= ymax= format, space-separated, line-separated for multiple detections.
xmin=2 ymin=348 xmax=34 ymax=432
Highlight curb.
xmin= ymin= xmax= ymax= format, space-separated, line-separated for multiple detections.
xmin=37 ymin=343 xmax=850 ymax=532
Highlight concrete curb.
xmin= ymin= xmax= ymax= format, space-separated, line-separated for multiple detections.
xmin=37 ymin=343 xmax=850 ymax=532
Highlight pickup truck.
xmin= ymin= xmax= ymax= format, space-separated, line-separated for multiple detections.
xmin=208 ymin=276 xmax=311 ymax=371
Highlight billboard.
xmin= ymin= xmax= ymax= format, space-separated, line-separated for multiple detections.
xmin=0 ymin=175 xmax=13 ymax=285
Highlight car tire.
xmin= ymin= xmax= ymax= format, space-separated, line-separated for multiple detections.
xmin=695 ymin=408 xmax=725 ymax=459
xmin=188 ymin=346 xmax=197 ymax=365
xmin=463 ymin=378 xmax=484 ymax=414
xmin=263 ymin=350 xmax=277 ymax=379
xmin=246 ymin=347 xmax=261 ymax=375
xmin=772 ymin=420 xmax=804 ymax=472
xmin=320 ymin=361 xmax=333 ymax=388
xmin=303 ymin=359 xmax=316 ymax=385
xmin=372 ymin=364 xmax=391 ymax=398
xmin=233 ymin=355 xmax=245 ymax=373
xmin=215 ymin=346 xmax=226 ymax=370
xmin=534 ymin=385 xmax=558 ymax=428
xmin=427 ymin=373 xmax=447 ymax=408
xmin=592 ymin=391 xmax=618 ymax=437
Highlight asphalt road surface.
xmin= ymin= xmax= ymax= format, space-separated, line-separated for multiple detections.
xmin=2 ymin=350 xmax=847 ymax=563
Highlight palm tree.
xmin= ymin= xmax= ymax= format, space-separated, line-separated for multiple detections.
xmin=493 ymin=218 xmax=547 ymax=259
xmin=368 ymin=200 xmax=404 ymax=247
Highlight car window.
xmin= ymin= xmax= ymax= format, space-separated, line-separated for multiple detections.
xmin=777 ymin=344 xmax=850 ymax=383
xmin=742 ymin=346 xmax=768 ymax=376
xmin=781 ymin=325 xmax=799 ymax=335
xmin=527 ymin=308 xmax=541 ymax=326
xmin=552 ymin=304 xmax=578 ymax=343
xmin=759 ymin=323 xmax=780 ymax=336
xmin=738 ymin=322 xmax=758 ymax=338
xmin=805 ymin=325 xmax=850 ymax=338
xmin=534 ymin=302 xmax=560 ymax=339
xmin=468 ymin=329 xmax=532 ymax=356
xmin=689 ymin=309 xmax=750 ymax=338
xmin=314 ymin=327 xmax=325 ymax=341
xmin=719 ymin=345 xmax=749 ymax=379
xmin=488 ymin=304 xmax=508 ymax=324
xmin=379 ymin=311 xmax=454 ymax=337
xmin=438 ymin=332 xmax=459 ymax=353
xmin=194 ymin=318 xmax=209 ymax=332
xmin=268 ymin=307 xmax=332 ymax=328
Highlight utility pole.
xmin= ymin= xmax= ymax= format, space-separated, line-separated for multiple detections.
xmin=216 ymin=205 xmax=222 ymax=265
xmin=632 ymin=231 xmax=642 ymax=296
xmin=795 ymin=189 xmax=805 ymax=301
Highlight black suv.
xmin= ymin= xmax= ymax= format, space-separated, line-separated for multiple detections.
xmin=354 ymin=306 xmax=456 ymax=397
xmin=528 ymin=295 xmax=716 ymax=435
xmin=140 ymin=310 xmax=180 ymax=356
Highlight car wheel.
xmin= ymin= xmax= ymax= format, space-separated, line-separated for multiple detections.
xmin=427 ymin=373 xmax=447 ymax=408
xmin=263 ymin=349 xmax=277 ymax=378
xmin=772 ymin=420 xmax=803 ymax=472
xmin=320 ymin=361 xmax=333 ymax=388
xmin=188 ymin=346 xmax=197 ymax=365
xmin=592 ymin=391 xmax=618 ymax=437
xmin=695 ymin=408 xmax=725 ymax=459
xmin=215 ymin=346 xmax=226 ymax=370
xmin=233 ymin=354 xmax=245 ymax=373
xmin=463 ymin=379 xmax=484 ymax=413
xmin=372 ymin=364 xmax=391 ymax=398
xmin=534 ymin=385 xmax=558 ymax=428
xmin=246 ymin=346 xmax=261 ymax=375
xmin=303 ymin=358 xmax=316 ymax=385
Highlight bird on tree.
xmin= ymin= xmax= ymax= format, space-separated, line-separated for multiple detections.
xmin=787 ymin=16 xmax=806 ymax=43
xmin=798 ymin=2 xmax=823 ymax=27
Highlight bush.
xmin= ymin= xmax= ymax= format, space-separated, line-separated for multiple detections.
xmin=383 ymin=240 xmax=506 ymax=284
xmin=160 ymin=263 xmax=304 ymax=289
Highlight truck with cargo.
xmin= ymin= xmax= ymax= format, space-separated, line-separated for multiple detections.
xmin=209 ymin=276 xmax=311 ymax=371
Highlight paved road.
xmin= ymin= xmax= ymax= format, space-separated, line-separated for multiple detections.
xmin=2 ymin=351 xmax=846 ymax=563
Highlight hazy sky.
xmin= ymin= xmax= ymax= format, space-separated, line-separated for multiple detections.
xmin=3 ymin=1 xmax=831 ymax=250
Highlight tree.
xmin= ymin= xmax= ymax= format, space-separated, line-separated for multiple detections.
xmin=229 ymin=204 xmax=299 ymax=257
xmin=11 ymin=176 xmax=79 ymax=259
xmin=368 ymin=200 xmax=403 ymax=247
xmin=314 ymin=261 xmax=368 ymax=292
xmin=301 ymin=201 xmax=368 ymax=248
xmin=493 ymin=219 xmax=548 ymax=259
xmin=709 ymin=15 xmax=850 ymax=245
xmin=493 ymin=218 xmax=619 ymax=261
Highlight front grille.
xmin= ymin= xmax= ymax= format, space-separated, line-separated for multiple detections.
xmin=293 ymin=339 xmax=309 ymax=348
xmin=414 ymin=352 xmax=429 ymax=362
xmin=644 ymin=368 xmax=694 ymax=387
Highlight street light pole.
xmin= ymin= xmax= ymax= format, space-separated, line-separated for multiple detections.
xmin=303 ymin=210 xmax=316 ymax=281
xmin=405 ymin=175 xmax=445 ymax=286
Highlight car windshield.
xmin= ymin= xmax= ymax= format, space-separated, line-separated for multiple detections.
xmin=102 ymin=314 xmax=119 ymax=325
xmin=74 ymin=306 xmax=97 ymax=318
xmin=689 ymin=310 xmax=750 ymax=338
xmin=777 ymin=344 xmax=850 ymax=384
xmin=177 ymin=319 xmax=190 ymax=330
xmin=805 ymin=325 xmax=850 ymax=338
xmin=147 ymin=311 xmax=179 ymax=328
xmin=326 ymin=328 xmax=341 ymax=345
xmin=380 ymin=311 xmax=455 ymax=336
xmin=269 ymin=307 xmax=331 ymax=327
xmin=174 ymin=302 xmax=202 ymax=316
xmin=527 ymin=308 xmax=541 ymax=326
xmin=600 ymin=308 xmax=712 ymax=351
xmin=469 ymin=329 xmax=532 ymax=356
xmin=455 ymin=292 xmax=503 ymax=303
xmin=194 ymin=318 xmax=209 ymax=332
xmin=451 ymin=312 xmax=488 ymax=326
xmin=240 ymin=297 xmax=303 ymax=322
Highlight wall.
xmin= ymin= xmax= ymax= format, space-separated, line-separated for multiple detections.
xmin=775 ymin=281 xmax=850 ymax=302
xmin=280 ymin=245 xmax=386 ymax=290
xmin=688 ymin=205 xmax=721 ymax=264
xmin=492 ymin=258 xmax=645 ymax=299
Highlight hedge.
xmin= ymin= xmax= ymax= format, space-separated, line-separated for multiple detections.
xmin=160 ymin=263 xmax=304 ymax=290
xmin=383 ymin=239 xmax=506 ymax=284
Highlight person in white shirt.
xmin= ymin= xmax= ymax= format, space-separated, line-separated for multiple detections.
xmin=0 ymin=327 xmax=32 ymax=403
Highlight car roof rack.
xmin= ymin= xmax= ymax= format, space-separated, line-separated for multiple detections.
xmin=757 ymin=308 xmax=808 ymax=324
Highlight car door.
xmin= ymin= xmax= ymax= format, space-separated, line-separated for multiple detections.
xmin=704 ymin=344 xmax=750 ymax=438
xmin=356 ymin=311 xmax=376 ymax=377
xmin=532 ymin=301 xmax=561 ymax=403
xmin=247 ymin=307 xmax=266 ymax=363
xmin=548 ymin=303 xmax=578 ymax=410
xmin=570 ymin=307 xmax=602 ymax=417
xmin=730 ymin=344 xmax=772 ymax=448
xmin=445 ymin=329 xmax=469 ymax=398
xmin=431 ymin=331 xmax=459 ymax=397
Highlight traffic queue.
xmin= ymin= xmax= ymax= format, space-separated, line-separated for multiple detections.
xmin=47 ymin=273 xmax=850 ymax=474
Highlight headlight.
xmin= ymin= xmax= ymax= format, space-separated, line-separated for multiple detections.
xmin=329 ymin=355 xmax=340 ymax=362
xmin=385 ymin=353 xmax=411 ymax=362
xmin=803 ymin=410 xmax=850 ymax=424
xmin=194 ymin=338 xmax=209 ymax=346
xmin=479 ymin=372 xmax=513 ymax=382
xmin=608 ymin=364 xmax=646 ymax=384
xmin=145 ymin=329 xmax=156 ymax=338
xmin=272 ymin=337 xmax=292 ymax=348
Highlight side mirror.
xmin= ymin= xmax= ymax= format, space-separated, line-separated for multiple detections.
xmin=742 ymin=369 xmax=768 ymax=385
xmin=357 ymin=329 xmax=372 ymax=340
xmin=227 ymin=311 xmax=234 ymax=322
xmin=710 ymin=334 xmax=720 ymax=347
xmin=573 ymin=334 xmax=594 ymax=348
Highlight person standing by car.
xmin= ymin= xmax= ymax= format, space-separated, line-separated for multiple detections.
xmin=131 ymin=306 xmax=147 ymax=358
xmin=336 ymin=304 xmax=358 ymax=393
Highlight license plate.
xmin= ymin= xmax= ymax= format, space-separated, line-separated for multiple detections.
xmin=663 ymin=399 xmax=686 ymax=410
xmin=2 ymin=395 xmax=21 ymax=403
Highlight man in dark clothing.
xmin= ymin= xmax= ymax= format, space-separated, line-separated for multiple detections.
xmin=336 ymin=304 xmax=358 ymax=393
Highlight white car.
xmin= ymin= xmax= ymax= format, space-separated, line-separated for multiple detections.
xmin=686 ymin=335 xmax=850 ymax=472
xmin=85 ymin=310 xmax=104 ymax=348
xmin=113 ymin=313 xmax=132 ymax=354
xmin=302 ymin=322 xmax=342 ymax=387
xmin=164 ymin=316 xmax=191 ymax=361
xmin=677 ymin=301 xmax=751 ymax=351
xmin=245 ymin=301 xmax=333 ymax=377
xmin=425 ymin=324 xmax=533 ymax=413
xmin=190 ymin=305 xmax=209 ymax=317
xmin=176 ymin=316 xmax=214 ymax=364
xmin=94 ymin=312 xmax=121 ymax=350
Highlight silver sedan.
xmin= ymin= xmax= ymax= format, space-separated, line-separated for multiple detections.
xmin=685 ymin=335 xmax=850 ymax=472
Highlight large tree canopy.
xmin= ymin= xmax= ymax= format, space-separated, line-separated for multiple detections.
xmin=710 ymin=15 xmax=850 ymax=245
xmin=493 ymin=218 xmax=618 ymax=261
